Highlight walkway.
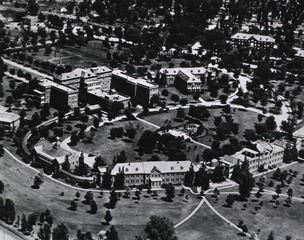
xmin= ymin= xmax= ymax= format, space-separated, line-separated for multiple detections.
xmin=3 ymin=58 xmax=52 ymax=79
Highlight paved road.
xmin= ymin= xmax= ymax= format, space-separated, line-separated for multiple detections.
xmin=3 ymin=58 xmax=52 ymax=79
xmin=0 ymin=224 xmax=25 ymax=240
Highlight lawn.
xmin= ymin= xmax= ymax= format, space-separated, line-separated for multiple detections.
xmin=206 ymin=193 xmax=304 ymax=240
xmin=197 ymin=107 xmax=260 ymax=146
xmin=70 ymin=118 xmax=170 ymax=165
xmin=0 ymin=152 xmax=201 ymax=239
xmin=48 ymin=40 xmax=108 ymax=68
xmin=262 ymin=162 xmax=304 ymax=199
xmin=175 ymin=203 xmax=243 ymax=240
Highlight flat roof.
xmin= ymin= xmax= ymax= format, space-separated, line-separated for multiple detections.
xmin=40 ymin=79 xmax=77 ymax=93
xmin=0 ymin=112 xmax=20 ymax=123
xmin=89 ymin=90 xmax=130 ymax=101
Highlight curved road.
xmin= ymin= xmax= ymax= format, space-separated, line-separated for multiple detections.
xmin=0 ymin=224 xmax=25 ymax=240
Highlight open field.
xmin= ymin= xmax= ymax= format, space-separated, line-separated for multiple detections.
xmin=206 ymin=193 xmax=304 ymax=240
xmin=262 ymin=162 xmax=304 ymax=199
xmin=175 ymin=203 xmax=243 ymax=240
xmin=32 ymin=40 xmax=108 ymax=69
xmin=143 ymin=107 xmax=260 ymax=146
xmin=0 ymin=152 xmax=201 ymax=239
xmin=70 ymin=119 xmax=168 ymax=165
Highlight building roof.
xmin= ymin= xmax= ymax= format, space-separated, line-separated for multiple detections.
xmin=89 ymin=90 xmax=130 ymax=102
xmin=231 ymin=33 xmax=275 ymax=43
xmin=112 ymin=70 xmax=158 ymax=89
xmin=40 ymin=79 xmax=77 ymax=93
xmin=177 ymin=70 xmax=201 ymax=84
xmin=90 ymin=66 xmax=112 ymax=75
xmin=220 ymin=155 xmax=240 ymax=166
xmin=111 ymin=161 xmax=199 ymax=175
xmin=160 ymin=67 xmax=206 ymax=76
xmin=34 ymin=138 xmax=70 ymax=158
xmin=295 ymin=49 xmax=304 ymax=57
xmin=252 ymin=34 xmax=275 ymax=43
xmin=231 ymin=33 xmax=253 ymax=40
xmin=0 ymin=112 xmax=20 ymax=124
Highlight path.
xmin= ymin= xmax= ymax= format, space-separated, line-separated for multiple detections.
xmin=2 ymin=58 xmax=52 ymax=79
xmin=173 ymin=198 xmax=206 ymax=228
xmin=0 ymin=224 xmax=26 ymax=240
xmin=204 ymin=198 xmax=250 ymax=237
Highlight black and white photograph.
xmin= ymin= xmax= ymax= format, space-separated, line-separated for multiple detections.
xmin=0 ymin=0 xmax=304 ymax=239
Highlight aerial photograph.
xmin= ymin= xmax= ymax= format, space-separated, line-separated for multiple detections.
xmin=0 ymin=0 xmax=304 ymax=239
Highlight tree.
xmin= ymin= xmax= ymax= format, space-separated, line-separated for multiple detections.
xmin=4 ymin=199 xmax=15 ymax=223
xmin=145 ymin=216 xmax=177 ymax=240
xmin=268 ymin=231 xmax=274 ymax=240
xmin=176 ymin=108 xmax=185 ymax=119
xmin=0 ymin=180 xmax=4 ymax=193
xmin=27 ymin=213 xmax=37 ymax=231
xmin=219 ymin=95 xmax=228 ymax=104
xmin=38 ymin=222 xmax=51 ymax=240
xmin=84 ymin=191 xmax=94 ymax=204
xmin=9 ymin=80 xmax=15 ymax=90
xmin=70 ymin=200 xmax=77 ymax=211
xmin=244 ymin=129 xmax=257 ymax=142
xmin=105 ymin=225 xmax=119 ymax=240
xmin=90 ymin=200 xmax=98 ymax=214
xmin=104 ymin=210 xmax=113 ymax=224
xmin=225 ymin=194 xmax=235 ymax=207
xmin=161 ymin=89 xmax=169 ymax=97
xmin=165 ymin=183 xmax=175 ymax=201
xmin=171 ymin=94 xmax=180 ymax=104
xmin=138 ymin=130 xmax=156 ymax=153
xmin=266 ymin=116 xmax=277 ymax=131
xmin=6 ymin=96 xmax=14 ymax=106
xmin=179 ymin=98 xmax=188 ymax=106
xmin=21 ymin=214 xmax=28 ymax=232
xmin=52 ymin=223 xmax=69 ymax=240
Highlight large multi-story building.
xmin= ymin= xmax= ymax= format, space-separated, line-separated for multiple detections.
xmin=220 ymin=140 xmax=285 ymax=176
xmin=30 ymin=79 xmax=78 ymax=110
xmin=53 ymin=66 xmax=113 ymax=93
xmin=231 ymin=33 xmax=275 ymax=50
xmin=90 ymin=66 xmax=112 ymax=92
xmin=159 ymin=67 xmax=206 ymax=86
xmin=111 ymin=70 xmax=159 ymax=104
xmin=175 ymin=69 xmax=202 ymax=94
xmin=111 ymin=161 xmax=199 ymax=189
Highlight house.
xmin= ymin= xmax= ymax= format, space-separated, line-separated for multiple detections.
xmin=111 ymin=70 xmax=159 ymax=104
xmin=111 ymin=161 xmax=199 ymax=189
xmin=231 ymin=33 xmax=275 ymax=50
xmin=220 ymin=140 xmax=285 ymax=175
xmin=159 ymin=67 xmax=206 ymax=86
xmin=175 ymin=69 xmax=202 ymax=94
xmin=0 ymin=112 xmax=20 ymax=133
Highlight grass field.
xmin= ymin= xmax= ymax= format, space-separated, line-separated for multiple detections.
xmin=175 ymin=203 xmax=243 ymax=240
xmin=31 ymin=40 xmax=108 ymax=69
xmin=262 ymin=162 xmax=304 ymax=199
xmin=70 ymin=119 xmax=169 ymax=165
xmin=0 ymin=152 xmax=201 ymax=239
xmin=206 ymin=193 xmax=304 ymax=240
